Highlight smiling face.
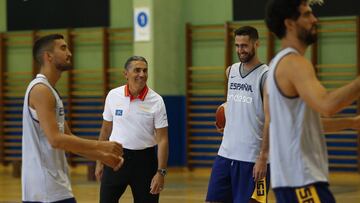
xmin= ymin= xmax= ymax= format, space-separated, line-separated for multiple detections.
xmin=48 ymin=39 xmax=73 ymax=71
xmin=124 ymin=60 xmax=148 ymax=91
xmin=294 ymin=2 xmax=318 ymax=45
xmin=234 ymin=35 xmax=258 ymax=63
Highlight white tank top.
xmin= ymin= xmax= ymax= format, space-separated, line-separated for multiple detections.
xmin=218 ymin=62 xmax=269 ymax=162
xmin=22 ymin=74 xmax=73 ymax=202
xmin=267 ymin=48 xmax=328 ymax=188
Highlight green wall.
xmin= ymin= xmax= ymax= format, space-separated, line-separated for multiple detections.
xmin=0 ymin=0 xmax=6 ymax=32
xmin=175 ymin=0 xmax=232 ymax=94
xmin=110 ymin=0 xmax=133 ymax=28
xmin=153 ymin=0 xmax=184 ymax=95
xmin=184 ymin=0 xmax=232 ymax=25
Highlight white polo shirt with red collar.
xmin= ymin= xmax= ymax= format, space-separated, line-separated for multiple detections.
xmin=103 ymin=84 xmax=168 ymax=150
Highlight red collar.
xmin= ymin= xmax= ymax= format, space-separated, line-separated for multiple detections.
xmin=125 ymin=84 xmax=149 ymax=102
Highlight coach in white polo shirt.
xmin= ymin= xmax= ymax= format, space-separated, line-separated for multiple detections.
xmin=95 ymin=56 xmax=169 ymax=203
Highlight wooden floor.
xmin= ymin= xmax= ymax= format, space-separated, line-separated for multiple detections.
xmin=1 ymin=165 xmax=360 ymax=203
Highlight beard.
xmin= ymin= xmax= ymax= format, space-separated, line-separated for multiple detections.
xmin=56 ymin=63 xmax=72 ymax=71
xmin=55 ymin=59 xmax=73 ymax=71
xmin=297 ymin=25 xmax=317 ymax=45
xmin=238 ymin=49 xmax=255 ymax=63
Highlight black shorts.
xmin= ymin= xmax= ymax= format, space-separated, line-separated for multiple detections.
xmin=100 ymin=146 xmax=159 ymax=203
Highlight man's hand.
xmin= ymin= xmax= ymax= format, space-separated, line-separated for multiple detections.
xmin=101 ymin=141 xmax=123 ymax=156
xmin=95 ymin=161 xmax=104 ymax=181
xmin=98 ymin=141 xmax=124 ymax=170
xmin=150 ymin=172 xmax=165 ymax=194
xmin=253 ymin=157 xmax=267 ymax=182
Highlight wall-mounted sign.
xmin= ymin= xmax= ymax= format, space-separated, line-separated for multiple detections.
xmin=134 ymin=7 xmax=151 ymax=42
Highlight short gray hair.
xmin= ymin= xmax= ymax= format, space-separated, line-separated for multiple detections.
xmin=124 ymin=56 xmax=148 ymax=70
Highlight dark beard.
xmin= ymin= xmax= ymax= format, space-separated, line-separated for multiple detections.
xmin=238 ymin=50 xmax=255 ymax=63
xmin=56 ymin=63 xmax=72 ymax=71
xmin=298 ymin=26 xmax=317 ymax=45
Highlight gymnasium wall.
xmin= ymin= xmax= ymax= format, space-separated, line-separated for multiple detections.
xmin=0 ymin=0 xmax=234 ymax=167
xmin=165 ymin=0 xmax=232 ymax=166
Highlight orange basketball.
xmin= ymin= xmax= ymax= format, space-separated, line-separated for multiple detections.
xmin=215 ymin=102 xmax=226 ymax=129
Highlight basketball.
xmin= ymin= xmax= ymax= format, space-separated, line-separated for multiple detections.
xmin=215 ymin=102 xmax=226 ymax=129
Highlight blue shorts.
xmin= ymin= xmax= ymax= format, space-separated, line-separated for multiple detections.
xmin=273 ymin=182 xmax=335 ymax=203
xmin=23 ymin=197 xmax=77 ymax=203
xmin=206 ymin=155 xmax=270 ymax=203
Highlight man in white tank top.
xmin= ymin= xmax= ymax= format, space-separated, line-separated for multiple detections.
xmin=206 ymin=26 xmax=270 ymax=203
xmin=265 ymin=1 xmax=360 ymax=202
xmin=22 ymin=34 xmax=124 ymax=203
